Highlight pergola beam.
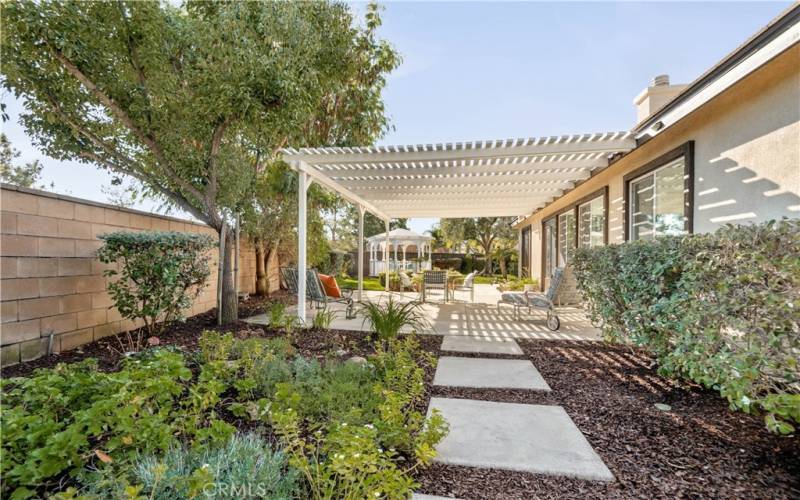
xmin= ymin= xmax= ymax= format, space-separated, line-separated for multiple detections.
xmin=292 ymin=160 xmax=391 ymax=222
xmin=285 ymin=132 xmax=634 ymax=164
xmin=334 ymin=170 xmax=590 ymax=189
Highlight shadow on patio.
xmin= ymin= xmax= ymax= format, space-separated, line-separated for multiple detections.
xmin=244 ymin=284 xmax=601 ymax=341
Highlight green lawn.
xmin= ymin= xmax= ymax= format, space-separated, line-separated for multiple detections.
xmin=338 ymin=275 xmax=384 ymax=291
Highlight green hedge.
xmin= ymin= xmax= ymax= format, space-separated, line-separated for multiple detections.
xmin=572 ymin=219 xmax=799 ymax=434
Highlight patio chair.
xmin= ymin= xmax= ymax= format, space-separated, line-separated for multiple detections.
xmin=497 ymin=267 xmax=564 ymax=330
xmin=398 ymin=271 xmax=416 ymax=292
xmin=280 ymin=267 xmax=355 ymax=319
xmin=421 ymin=270 xmax=447 ymax=303
xmin=451 ymin=271 xmax=478 ymax=302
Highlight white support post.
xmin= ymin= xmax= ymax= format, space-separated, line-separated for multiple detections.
xmin=393 ymin=242 xmax=398 ymax=271
xmin=384 ymin=219 xmax=390 ymax=292
xmin=297 ymin=167 xmax=310 ymax=325
xmin=357 ymin=205 xmax=365 ymax=302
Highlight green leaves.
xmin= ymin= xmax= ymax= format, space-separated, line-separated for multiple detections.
xmin=359 ymin=297 xmax=430 ymax=346
xmin=0 ymin=349 xmax=227 ymax=497
xmin=572 ymin=219 xmax=800 ymax=434
xmin=97 ymin=231 xmax=213 ymax=347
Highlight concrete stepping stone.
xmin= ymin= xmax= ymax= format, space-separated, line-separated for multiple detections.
xmin=441 ymin=335 xmax=523 ymax=355
xmin=428 ymin=397 xmax=614 ymax=482
xmin=433 ymin=356 xmax=551 ymax=391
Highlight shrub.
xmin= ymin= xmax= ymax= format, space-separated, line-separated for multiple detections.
xmin=96 ymin=231 xmax=213 ymax=350
xmin=270 ymin=338 xmax=447 ymax=499
xmin=378 ymin=271 xmax=401 ymax=290
xmin=572 ymin=219 xmax=800 ymax=433
xmin=207 ymin=331 xmax=448 ymax=499
xmin=432 ymin=257 xmax=461 ymax=271
xmin=0 ymin=349 xmax=235 ymax=498
xmin=359 ymin=297 xmax=430 ymax=347
xmin=81 ymin=434 xmax=300 ymax=500
xmin=82 ymin=433 xmax=300 ymax=499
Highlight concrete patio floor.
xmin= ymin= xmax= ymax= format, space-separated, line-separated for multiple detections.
xmin=244 ymin=284 xmax=601 ymax=341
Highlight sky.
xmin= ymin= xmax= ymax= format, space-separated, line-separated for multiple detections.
xmin=1 ymin=1 xmax=790 ymax=235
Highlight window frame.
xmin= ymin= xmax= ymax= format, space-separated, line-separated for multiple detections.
xmin=577 ymin=191 xmax=609 ymax=249
xmin=623 ymin=141 xmax=694 ymax=241
xmin=520 ymin=225 xmax=531 ymax=277
xmin=540 ymin=186 xmax=608 ymax=291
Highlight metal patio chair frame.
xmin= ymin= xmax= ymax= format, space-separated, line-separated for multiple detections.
xmin=497 ymin=266 xmax=564 ymax=331
xmin=280 ymin=267 xmax=355 ymax=319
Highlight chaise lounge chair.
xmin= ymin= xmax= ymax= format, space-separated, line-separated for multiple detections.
xmin=497 ymin=267 xmax=564 ymax=330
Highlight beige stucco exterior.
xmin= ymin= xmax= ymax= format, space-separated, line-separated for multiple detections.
xmin=517 ymin=44 xmax=800 ymax=288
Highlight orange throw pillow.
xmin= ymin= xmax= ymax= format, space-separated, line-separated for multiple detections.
xmin=318 ymin=273 xmax=341 ymax=298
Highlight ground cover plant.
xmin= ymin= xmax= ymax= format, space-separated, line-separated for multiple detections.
xmin=0 ymin=324 xmax=446 ymax=499
xmin=572 ymin=219 xmax=800 ymax=433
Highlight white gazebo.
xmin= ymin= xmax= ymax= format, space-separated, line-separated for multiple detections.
xmin=367 ymin=228 xmax=433 ymax=276
xmin=282 ymin=131 xmax=635 ymax=322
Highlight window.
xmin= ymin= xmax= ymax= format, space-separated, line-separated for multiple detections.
xmin=578 ymin=195 xmax=605 ymax=248
xmin=543 ymin=218 xmax=556 ymax=278
xmin=541 ymin=186 xmax=608 ymax=290
xmin=625 ymin=142 xmax=693 ymax=241
xmin=520 ymin=226 xmax=531 ymax=277
xmin=557 ymin=211 xmax=575 ymax=265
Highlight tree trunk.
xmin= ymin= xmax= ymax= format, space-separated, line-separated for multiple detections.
xmin=219 ymin=226 xmax=238 ymax=324
xmin=499 ymin=256 xmax=507 ymax=278
xmin=255 ymin=240 xmax=268 ymax=296
xmin=266 ymin=239 xmax=280 ymax=296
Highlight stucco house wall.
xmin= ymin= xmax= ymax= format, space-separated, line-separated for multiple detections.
xmin=0 ymin=184 xmax=260 ymax=366
xmin=517 ymin=44 xmax=799 ymax=297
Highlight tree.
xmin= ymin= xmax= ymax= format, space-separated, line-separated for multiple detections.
xmin=239 ymin=2 xmax=399 ymax=290
xmin=0 ymin=133 xmax=47 ymax=189
xmin=440 ymin=217 xmax=516 ymax=273
xmin=2 ymin=1 xmax=398 ymax=323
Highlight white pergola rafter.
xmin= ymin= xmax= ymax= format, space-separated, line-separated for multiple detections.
xmin=283 ymin=131 xmax=635 ymax=322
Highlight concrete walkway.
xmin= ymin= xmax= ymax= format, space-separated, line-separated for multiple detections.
xmin=415 ymin=334 xmax=613 ymax=497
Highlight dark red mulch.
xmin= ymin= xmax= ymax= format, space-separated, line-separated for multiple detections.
xmin=0 ymin=295 xmax=285 ymax=378
xmin=415 ymin=339 xmax=800 ymax=500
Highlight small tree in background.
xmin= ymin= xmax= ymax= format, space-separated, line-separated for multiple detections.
xmin=0 ymin=133 xmax=48 ymax=189
xmin=439 ymin=217 xmax=517 ymax=273
xmin=97 ymin=231 xmax=213 ymax=352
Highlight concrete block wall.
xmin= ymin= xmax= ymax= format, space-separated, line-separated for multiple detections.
xmin=1 ymin=184 xmax=257 ymax=367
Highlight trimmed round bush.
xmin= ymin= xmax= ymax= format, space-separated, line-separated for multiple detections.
xmin=572 ymin=219 xmax=799 ymax=434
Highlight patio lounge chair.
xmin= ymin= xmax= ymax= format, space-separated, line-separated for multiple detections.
xmin=280 ymin=267 xmax=355 ymax=319
xmin=451 ymin=271 xmax=478 ymax=302
xmin=398 ymin=271 xmax=416 ymax=292
xmin=421 ymin=270 xmax=447 ymax=303
xmin=497 ymin=267 xmax=564 ymax=330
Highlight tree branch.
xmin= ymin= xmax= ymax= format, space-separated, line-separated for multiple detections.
xmin=50 ymin=47 xmax=207 ymax=207
xmin=79 ymin=150 xmax=210 ymax=224
xmin=207 ymin=114 xmax=236 ymax=201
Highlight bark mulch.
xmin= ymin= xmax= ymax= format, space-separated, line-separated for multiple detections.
xmin=415 ymin=338 xmax=800 ymax=500
xmin=4 ymin=307 xmax=798 ymax=499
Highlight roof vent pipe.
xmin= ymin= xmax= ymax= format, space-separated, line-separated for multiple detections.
xmin=651 ymin=74 xmax=670 ymax=87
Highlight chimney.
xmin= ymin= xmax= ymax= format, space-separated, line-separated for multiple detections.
xmin=633 ymin=74 xmax=688 ymax=125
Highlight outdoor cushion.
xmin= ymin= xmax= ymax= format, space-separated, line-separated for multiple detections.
xmin=500 ymin=292 xmax=527 ymax=306
xmin=526 ymin=294 xmax=552 ymax=308
xmin=318 ymin=273 xmax=341 ymax=298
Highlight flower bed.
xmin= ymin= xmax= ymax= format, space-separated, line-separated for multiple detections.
xmin=0 ymin=298 xmax=447 ymax=499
